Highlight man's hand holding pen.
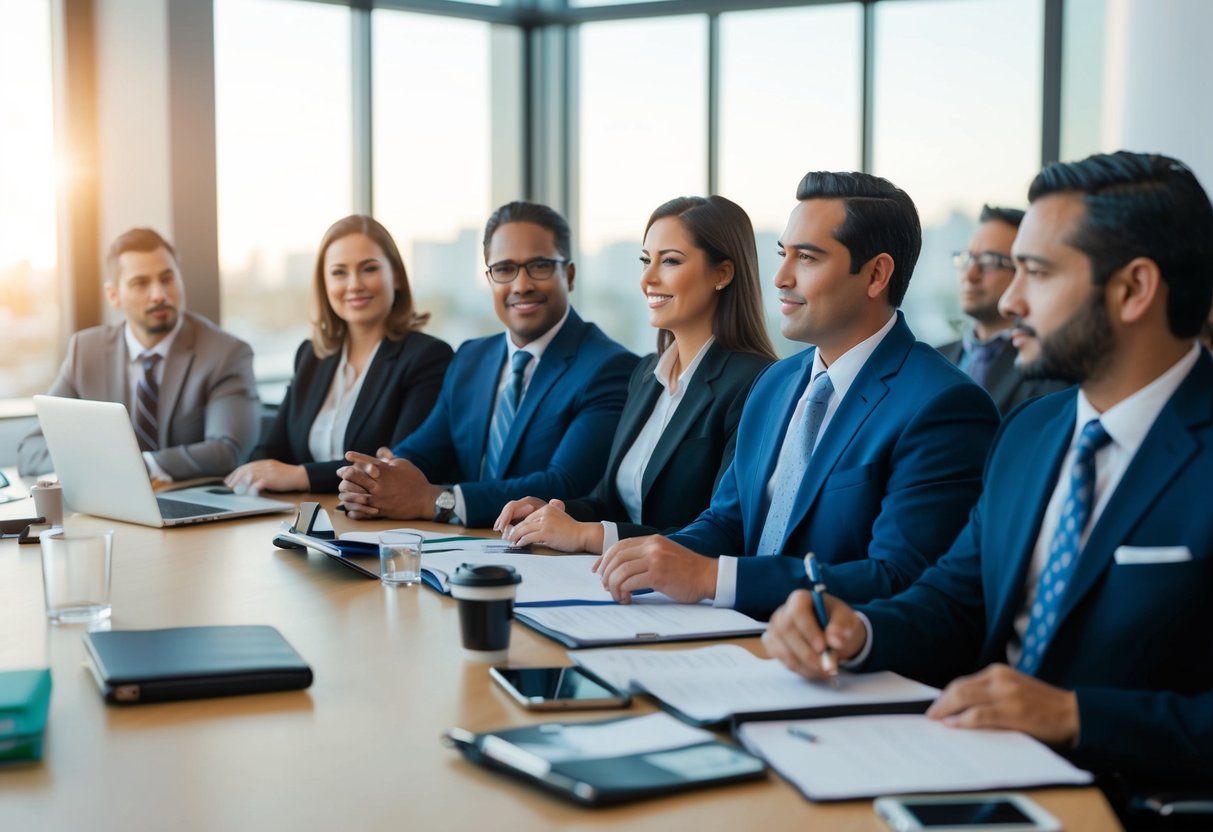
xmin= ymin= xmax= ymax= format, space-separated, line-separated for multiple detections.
xmin=763 ymin=580 xmax=867 ymax=681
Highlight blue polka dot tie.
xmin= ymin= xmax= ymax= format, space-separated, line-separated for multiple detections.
xmin=1016 ymin=418 xmax=1112 ymax=674
xmin=755 ymin=370 xmax=834 ymax=557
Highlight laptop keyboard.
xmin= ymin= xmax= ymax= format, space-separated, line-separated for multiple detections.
xmin=157 ymin=498 xmax=226 ymax=520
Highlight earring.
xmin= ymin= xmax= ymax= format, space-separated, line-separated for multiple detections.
xmin=715 ymin=285 xmax=723 ymax=291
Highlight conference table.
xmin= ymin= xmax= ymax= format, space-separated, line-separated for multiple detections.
xmin=0 ymin=482 xmax=1122 ymax=830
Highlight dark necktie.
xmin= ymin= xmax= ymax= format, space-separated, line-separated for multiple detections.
xmin=1016 ymin=419 xmax=1112 ymax=674
xmin=484 ymin=350 xmax=534 ymax=479
xmin=964 ymin=338 xmax=1004 ymax=388
xmin=133 ymin=353 xmax=162 ymax=452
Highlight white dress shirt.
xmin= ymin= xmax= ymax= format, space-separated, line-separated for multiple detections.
xmin=449 ymin=309 xmax=570 ymax=524
xmin=124 ymin=319 xmax=182 ymax=482
xmin=307 ymin=340 xmax=381 ymax=464
xmin=714 ymin=312 xmax=898 ymax=607
xmin=598 ymin=336 xmax=715 ymax=552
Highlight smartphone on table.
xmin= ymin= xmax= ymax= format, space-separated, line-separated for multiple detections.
xmin=489 ymin=666 xmax=631 ymax=710
xmin=874 ymin=793 xmax=1061 ymax=832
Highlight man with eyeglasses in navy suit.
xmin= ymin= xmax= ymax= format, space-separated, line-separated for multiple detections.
xmin=338 ymin=201 xmax=637 ymax=528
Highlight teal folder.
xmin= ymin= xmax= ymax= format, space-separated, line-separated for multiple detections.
xmin=0 ymin=668 xmax=52 ymax=764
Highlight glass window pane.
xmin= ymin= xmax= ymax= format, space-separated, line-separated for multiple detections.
xmin=578 ymin=16 xmax=707 ymax=356
xmin=718 ymin=4 xmax=863 ymax=356
xmin=373 ymin=11 xmax=515 ymax=348
xmin=214 ymin=0 xmax=353 ymax=383
xmin=1060 ymin=0 xmax=1108 ymax=162
xmin=872 ymin=0 xmax=1043 ymax=346
xmin=0 ymin=0 xmax=60 ymax=397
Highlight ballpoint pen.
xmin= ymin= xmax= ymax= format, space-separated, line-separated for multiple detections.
xmin=804 ymin=553 xmax=839 ymax=686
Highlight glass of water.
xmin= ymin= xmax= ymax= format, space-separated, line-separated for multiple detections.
xmin=378 ymin=531 xmax=423 ymax=586
xmin=40 ymin=530 xmax=113 ymax=624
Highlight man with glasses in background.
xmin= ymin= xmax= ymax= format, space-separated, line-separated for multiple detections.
xmin=337 ymin=201 xmax=636 ymax=528
xmin=939 ymin=205 xmax=1066 ymax=414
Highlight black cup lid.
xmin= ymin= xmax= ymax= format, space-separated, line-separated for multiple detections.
xmin=448 ymin=563 xmax=522 ymax=587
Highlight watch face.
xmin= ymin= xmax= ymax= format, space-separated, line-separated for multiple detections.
xmin=437 ymin=491 xmax=456 ymax=510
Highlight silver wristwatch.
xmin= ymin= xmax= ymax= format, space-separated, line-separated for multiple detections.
xmin=434 ymin=489 xmax=456 ymax=524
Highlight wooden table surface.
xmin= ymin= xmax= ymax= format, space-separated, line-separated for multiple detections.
xmin=0 ymin=484 xmax=1122 ymax=830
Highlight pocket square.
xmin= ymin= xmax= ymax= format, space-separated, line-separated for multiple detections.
xmin=1113 ymin=545 xmax=1193 ymax=565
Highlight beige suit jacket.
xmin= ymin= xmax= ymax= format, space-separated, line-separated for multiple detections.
xmin=18 ymin=312 xmax=260 ymax=480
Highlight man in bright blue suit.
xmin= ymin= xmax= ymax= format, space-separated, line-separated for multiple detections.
xmin=338 ymin=202 xmax=637 ymax=528
xmin=763 ymin=152 xmax=1213 ymax=801
xmin=596 ymin=172 xmax=1000 ymax=618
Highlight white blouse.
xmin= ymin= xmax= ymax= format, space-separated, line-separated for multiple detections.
xmin=307 ymin=340 xmax=381 ymax=463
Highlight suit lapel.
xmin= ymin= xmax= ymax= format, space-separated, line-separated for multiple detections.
xmin=616 ymin=374 xmax=662 ymax=489
xmin=107 ymin=324 xmax=128 ymax=404
xmin=495 ymin=314 xmax=584 ymax=474
xmin=640 ymin=344 xmax=724 ymax=498
xmin=469 ymin=337 xmax=507 ymax=466
xmin=984 ymin=397 xmax=1076 ymax=649
xmin=300 ymin=350 xmax=340 ymax=439
xmin=983 ymin=342 xmax=1021 ymax=411
xmin=157 ymin=316 xmax=196 ymax=446
xmin=345 ymin=338 xmax=399 ymax=445
xmin=1054 ymin=357 xmax=1211 ymax=630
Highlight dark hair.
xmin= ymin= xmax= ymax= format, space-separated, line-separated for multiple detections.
xmin=311 ymin=215 xmax=430 ymax=358
xmin=978 ymin=204 xmax=1025 ymax=228
xmin=645 ymin=196 xmax=777 ymax=361
xmin=795 ymin=171 xmax=921 ymax=307
xmin=482 ymin=201 xmax=572 ymax=262
xmin=105 ymin=228 xmax=177 ymax=281
xmin=1029 ymin=151 xmax=1213 ymax=338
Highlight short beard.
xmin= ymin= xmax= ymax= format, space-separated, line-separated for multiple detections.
xmin=1019 ymin=289 xmax=1115 ymax=384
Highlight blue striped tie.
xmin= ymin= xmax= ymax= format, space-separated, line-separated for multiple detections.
xmin=1016 ymin=419 xmax=1111 ymax=674
xmin=133 ymin=353 xmax=161 ymax=452
xmin=484 ymin=350 xmax=534 ymax=479
xmin=755 ymin=369 xmax=834 ymax=556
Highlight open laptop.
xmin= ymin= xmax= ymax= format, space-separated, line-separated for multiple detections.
xmin=33 ymin=395 xmax=294 ymax=527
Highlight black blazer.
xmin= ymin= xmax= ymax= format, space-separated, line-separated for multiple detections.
xmin=251 ymin=332 xmax=453 ymax=492
xmin=937 ymin=338 xmax=1068 ymax=416
xmin=563 ymin=342 xmax=772 ymax=539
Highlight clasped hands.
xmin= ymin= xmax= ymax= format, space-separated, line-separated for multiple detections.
xmin=762 ymin=590 xmax=1080 ymax=746
xmin=336 ymin=447 xmax=442 ymax=520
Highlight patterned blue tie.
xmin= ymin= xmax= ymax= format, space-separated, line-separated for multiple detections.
xmin=964 ymin=338 xmax=1004 ymax=388
xmin=1016 ymin=419 xmax=1112 ymax=674
xmin=755 ymin=370 xmax=834 ymax=556
xmin=484 ymin=350 xmax=534 ymax=479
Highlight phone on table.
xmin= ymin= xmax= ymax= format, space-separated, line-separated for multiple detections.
xmin=874 ymin=793 xmax=1061 ymax=832
xmin=489 ymin=666 xmax=631 ymax=711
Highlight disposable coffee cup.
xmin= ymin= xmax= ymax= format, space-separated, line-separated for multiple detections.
xmin=31 ymin=481 xmax=64 ymax=527
xmin=447 ymin=564 xmax=522 ymax=663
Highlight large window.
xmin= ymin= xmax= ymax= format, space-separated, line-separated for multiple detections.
xmin=577 ymin=16 xmax=708 ymax=356
xmin=0 ymin=0 xmax=60 ymax=398
xmin=718 ymin=4 xmax=863 ymax=355
xmin=372 ymin=10 xmax=517 ymax=348
xmin=871 ymin=0 xmax=1044 ymax=346
xmin=215 ymin=0 xmax=354 ymax=382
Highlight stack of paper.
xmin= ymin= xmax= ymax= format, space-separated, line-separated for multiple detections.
xmin=737 ymin=715 xmax=1093 ymax=801
xmin=571 ymin=644 xmax=937 ymax=724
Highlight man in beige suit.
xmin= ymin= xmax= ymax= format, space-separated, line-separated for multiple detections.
xmin=18 ymin=228 xmax=260 ymax=481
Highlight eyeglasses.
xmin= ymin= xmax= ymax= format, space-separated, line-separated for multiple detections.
xmin=952 ymin=251 xmax=1015 ymax=274
xmin=485 ymin=257 xmax=567 ymax=284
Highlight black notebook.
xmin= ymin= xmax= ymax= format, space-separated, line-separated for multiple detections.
xmin=443 ymin=712 xmax=766 ymax=806
xmin=83 ymin=626 xmax=313 ymax=704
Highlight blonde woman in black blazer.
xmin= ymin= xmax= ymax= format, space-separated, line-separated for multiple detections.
xmin=494 ymin=195 xmax=776 ymax=552
xmin=226 ymin=216 xmax=452 ymax=494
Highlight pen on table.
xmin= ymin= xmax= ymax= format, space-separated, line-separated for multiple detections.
xmin=786 ymin=726 xmax=819 ymax=744
xmin=804 ymin=553 xmax=839 ymax=687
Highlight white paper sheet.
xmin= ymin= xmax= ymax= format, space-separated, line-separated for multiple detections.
xmin=738 ymin=715 xmax=1092 ymax=800
xmin=517 ymin=602 xmax=766 ymax=645
xmin=571 ymin=644 xmax=939 ymax=723
xmin=419 ymin=552 xmax=617 ymax=605
xmin=510 ymin=712 xmax=713 ymax=763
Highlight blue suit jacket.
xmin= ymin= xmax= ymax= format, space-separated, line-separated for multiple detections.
xmin=670 ymin=313 xmax=1000 ymax=618
xmin=859 ymin=349 xmax=1213 ymax=787
xmin=392 ymin=309 xmax=637 ymax=527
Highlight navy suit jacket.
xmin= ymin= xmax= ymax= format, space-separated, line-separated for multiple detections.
xmin=563 ymin=343 xmax=772 ymax=538
xmin=670 ymin=313 xmax=1000 ymax=618
xmin=250 ymin=333 xmax=453 ymax=492
xmin=393 ymin=308 xmax=637 ymax=527
xmin=938 ymin=337 xmax=1069 ymax=415
xmin=859 ymin=350 xmax=1213 ymax=787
